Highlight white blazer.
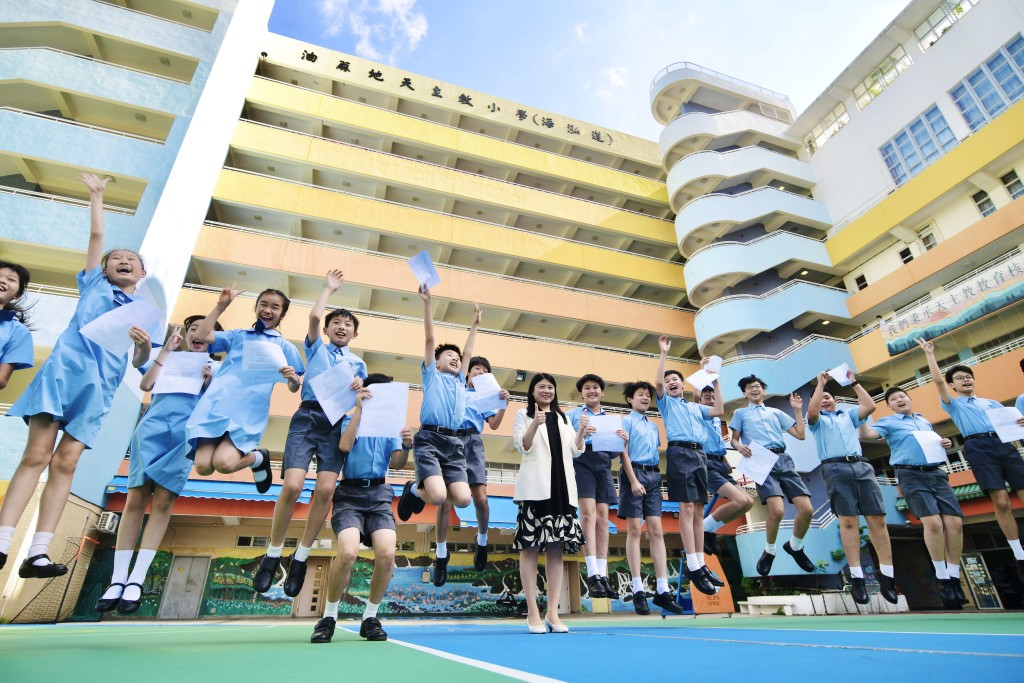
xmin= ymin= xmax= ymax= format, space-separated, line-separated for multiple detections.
xmin=512 ymin=408 xmax=584 ymax=505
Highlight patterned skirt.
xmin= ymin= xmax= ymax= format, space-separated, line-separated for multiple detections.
xmin=513 ymin=502 xmax=584 ymax=554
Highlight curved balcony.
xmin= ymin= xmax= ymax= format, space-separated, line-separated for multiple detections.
xmin=694 ymin=281 xmax=850 ymax=355
xmin=683 ymin=231 xmax=833 ymax=308
xmin=659 ymin=110 xmax=800 ymax=171
xmin=675 ymin=187 xmax=831 ymax=259
xmin=666 ymin=147 xmax=814 ymax=212
xmin=650 ymin=62 xmax=792 ymax=127
xmin=718 ymin=335 xmax=855 ymax=403
xmin=0 ymin=187 xmax=137 ymax=252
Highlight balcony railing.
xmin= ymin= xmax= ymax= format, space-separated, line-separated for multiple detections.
xmin=698 ymin=279 xmax=848 ymax=311
xmin=0 ymin=107 xmax=164 ymax=144
xmin=0 ymin=47 xmax=190 ymax=85
xmin=91 ymin=0 xmax=213 ymax=32
xmin=685 ymin=227 xmax=827 ymax=263
xmin=0 ymin=185 xmax=136 ymax=215
xmin=736 ymin=501 xmax=835 ymax=534
xmin=651 ymin=62 xmax=790 ymax=103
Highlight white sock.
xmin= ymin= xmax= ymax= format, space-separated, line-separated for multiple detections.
xmin=436 ymin=542 xmax=448 ymax=559
xmin=631 ymin=576 xmax=643 ymax=593
xmin=363 ymin=600 xmax=380 ymax=620
xmin=1009 ymin=538 xmax=1024 ymax=561
xmin=29 ymin=532 xmax=54 ymax=565
xmin=764 ymin=542 xmax=777 ymax=556
xmin=704 ymin=515 xmax=725 ymax=533
xmin=122 ymin=549 xmax=157 ymax=602
xmin=697 ymin=552 xmax=705 ymax=565
xmin=789 ymin=535 xmax=805 ymax=551
xmin=102 ymin=550 xmax=134 ymax=600
xmin=880 ymin=564 xmax=894 ymax=578
xmin=0 ymin=525 xmax=14 ymax=554
xmin=294 ymin=544 xmax=312 ymax=562
xmin=266 ymin=544 xmax=284 ymax=559
xmin=585 ymin=556 xmax=598 ymax=576
xmin=250 ymin=449 xmax=264 ymax=468
xmin=656 ymin=578 xmax=670 ymax=593
xmin=477 ymin=533 xmax=487 ymax=547
xmin=685 ymin=553 xmax=701 ymax=571
xmin=932 ymin=560 xmax=949 ymax=579
xmin=946 ymin=563 xmax=960 ymax=579
xmin=849 ymin=566 xmax=864 ymax=579
xmin=596 ymin=559 xmax=608 ymax=577
xmin=409 ymin=484 xmax=422 ymax=499
xmin=324 ymin=600 xmax=339 ymax=620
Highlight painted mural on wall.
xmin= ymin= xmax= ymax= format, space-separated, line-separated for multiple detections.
xmin=68 ymin=549 xmax=173 ymax=621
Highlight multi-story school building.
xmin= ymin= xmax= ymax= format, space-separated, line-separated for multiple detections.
xmin=1 ymin=0 xmax=1023 ymax=620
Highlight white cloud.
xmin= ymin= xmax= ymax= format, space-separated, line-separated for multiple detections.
xmin=574 ymin=22 xmax=589 ymax=43
xmin=595 ymin=66 xmax=630 ymax=99
xmin=316 ymin=0 xmax=428 ymax=63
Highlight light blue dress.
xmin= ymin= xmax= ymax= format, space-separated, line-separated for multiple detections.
xmin=8 ymin=267 xmax=162 ymax=448
xmin=0 ymin=314 xmax=34 ymax=370
xmin=128 ymin=353 xmax=208 ymax=495
xmin=185 ymin=327 xmax=304 ymax=453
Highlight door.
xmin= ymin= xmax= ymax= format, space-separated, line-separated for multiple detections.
xmin=158 ymin=556 xmax=211 ymax=620
xmin=292 ymin=558 xmax=330 ymax=618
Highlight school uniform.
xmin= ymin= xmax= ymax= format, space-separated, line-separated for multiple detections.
xmin=656 ymin=393 xmax=710 ymax=503
xmin=702 ymin=415 xmax=736 ymax=492
xmin=185 ymin=326 xmax=304 ymax=453
xmin=568 ymin=405 xmax=617 ymax=504
xmin=9 ymin=267 xmax=162 ymax=448
xmin=808 ymin=409 xmax=884 ymax=517
xmin=873 ymin=413 xmax=962 ymax=519
xmin=458 ymin=388 xmax=496 ymax=486
xmin=332 ymin=414 xmax=402 ymax=546
xmin=729 ymin=404 xmax=810 ymax=504
xmin=941 ymin=396 xmax=1024 ymax=492
xmin=617 ymin=411 xmax=662 ymax=520
xmin=283 ymin=339 xmax=367 ymax=475
xmin=412 ymin=362 xmax=467 ymax=485
xmin=0 ymin=313 xmax=34 ymax=372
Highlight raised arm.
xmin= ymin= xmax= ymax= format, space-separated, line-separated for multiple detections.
xmin=139 ymin=326 xmax=182 ymax=391
xmin=308 ymin=269 xmax=344 ymax=344
xmin=807 ymin=371 xmax=828 ymax=425
xmin=420 ymin=285 xmax=434 ymax=368
xmin=706 ymin=359 xmax=724 ymax=417
xmin=852 ymin=372 xmax=876 ymax=420
xmin=858 ymin=423 xmax=882 ymax=441
xmin=196 ymin=283 xmax=241 ymax=344
xmin=654 ymin=335 xmax=670 ymax=399
xmin=390 ymin=427 xmax=415 ymax=470
xmin=461 ymin=303 xmax=481 ymax=368
xmin=80 ymin=173 xmax=111 ymax=272
xmin=787 ymin=393 xmax=806 ymax=440
xmin=917 ymin=338 xmax=953 ymax=404
xmin=339 ymin=387 xmax=371 ymax=453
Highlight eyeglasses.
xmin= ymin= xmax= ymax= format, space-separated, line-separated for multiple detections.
xmin=951 ymin=375 xmax=972 ymax=382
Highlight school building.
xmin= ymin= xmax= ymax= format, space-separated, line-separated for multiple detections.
xmin=0 ymin=0 xmax=1023 ymax=621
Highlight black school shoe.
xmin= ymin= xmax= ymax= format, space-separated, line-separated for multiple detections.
xmin=473 ymin=544 xmax=487 ymax=572
xmin=703 ymin=531 xmax=719 ymax=556
xmin=284 ymin=556 xmax=307 ymax=597
xmin=1017 ymin=559 xmax=1024 ymax=583
xmin=756 ymin=551 xmax=775 ymax=576
xmin=0 ymin=550 xmax=6 ymax=570
xmin=850 ymin=577 xmax=869 ymax=605
xmin=251 ymin=448 xmax=273 ymax=494
xmin=311 ymin=616 xmax=336 ymax=643
xmin=685 ymin=566 xmax=716 ymax=595
xmin=783 ymin=541 xmax=816 ymax=573
xmin=599 ymin=575 xmax=613 ymax=596
xmin=631 ymin=591 xmax=650 ymax=615
xmin=937 ymin=579 xmax=961 ymax=609
xmin=253 ymin=554 xmax=282 ymax=593
xmin=950 ymin=577 xmax=968 ymax=605
xmin=587 ymin=574 xmax=608 ymax=598
xmin=432 ymin=555 xmax=449 ymax=587
xmin=702 ymin=565 xmax=725 ymax=587
xmin=879 ymin=575 xmax=899 ymax=605
xmin=117 ymin=582 xmax=143 ymax=614
xmin=396 ymin=483 xmax=424 ymax=522
xmin=95 ymin=583 xmax=125 ymax=612
xmin=18 ymin=554 xmax=68 ymax=579
xmin=652 ymin=591 xmax=683 ymax=614
xmin=359 ymin=616 xmax=388 ymax=641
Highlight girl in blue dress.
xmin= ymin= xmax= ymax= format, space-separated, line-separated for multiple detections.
xmin=0 ymin=261 xmax=35 ymax=392
xmin=0 ymin=174 xmax=154 ymax=578
xmin=95 ymin=315 xmax=221 ymax=614
xmin=186 ymin=284 xmax=303 ymax=493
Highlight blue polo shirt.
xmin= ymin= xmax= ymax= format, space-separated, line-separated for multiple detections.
xmin=420 ymin=362 xmax=466 ymax=430
xmin=1016 ymin=393 xmax=1024 ymax=418
xmin=301 ymin=338 xmax=367 ymax=403
xmin=729 ymin=404 xmax=795 ymax=450
xmin=941 ymin=395 xmax=1003 ymax=436
xmin=622 ymin=411 xmax=661 ymax=466
xmin=0 ymin=317 xmax=34 ymax=370
xmin=701 ymin=416 xmax=727 ymax=456
xmin=872 ymin=412 xmax=939 ymax=467
xmin=339 ymin=414 xmax=403 ymax=479
xmin=656 ymin=393 xmax=709 ymax=443
xmin=808 ymin=409 xmax=866 ymax=460
xmin=459 ymin=388 xmax=497 ymax=434
xmin=568 ymin=404 xmax=606 ymax=446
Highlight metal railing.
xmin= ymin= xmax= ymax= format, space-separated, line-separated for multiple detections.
xmin=0 ymin=107 xmax=164 ymax=144
xmin=697 ymin=279 xmax=848 ymax=312
xmin=91 ymin=0 xmax=213 ymax=32
xmin=0 ymin=46 xmax=190 ymax=85
xmin=685 ymin=228 xmax=827 ymax=265
xmin=735 ymin=501 xmax=835 ymax=535
xmin=664 ymin=107 xmax=796 ymax=140
xmin=667 ymin=144 xmax=803 ymax=177
xmin=0 ymin=185 xmax=136 ymax=215
xmin=676 ymin=184 xmax=823 ymax=217
xmin=651 ymin=62 xmax=790 ymax=102
xmin=720 ymin=334 xmax=847 ymax=366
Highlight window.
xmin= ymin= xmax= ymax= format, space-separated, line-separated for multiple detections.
xmin=1002 ymin=170 xmax=1024 ymax=199
xmin=899 ymin=247 xmax=914 ymax=264
xmin=949 ymin=34 xmax=1024 ymax=131
xmin=854 ymin=275 xmax=868 ymax=291
xmin=879 ymin=105 xmax=958 ymax=185
xmin=803 ymin=102 xmax=850 ymax=155
xmin=236 ymin=536 xmax=296 ymax=548
xmin=920 ymin=229 xmax=939 ymax=250
xmin=398 ymin=541 xmax=415 ymax=552
xmin=972 ymin=190 xmax=996 ymax=216
xmin=853 ymin=46 xmax=912 ymax=109
xmin=915 ymin=1 xmax=980 ymax=51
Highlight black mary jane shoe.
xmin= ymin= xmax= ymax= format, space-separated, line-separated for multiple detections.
xmin=117 ymin=582 xmax=144 ymax=614
xmin=95 ymin=583 xmax=126 ymax=612
xmin=18 ymin=554 xmax=68 ymax=579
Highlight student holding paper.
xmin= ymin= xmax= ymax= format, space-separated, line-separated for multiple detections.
xmin=859 ymin=387 xmax=965 ymax=608
xmin=699 ymin=386 xmax=754 ymax=557
xmin=254 ymin=271 xmax=367 ymax=597
xmin=432 ymin=356 xmax=509 ymax=586
xmin=806 ymin=370 xmax=897 ymax=606
xmin=95 ymin=317 xmax=220 ymax=614
xmin=730 ymin=375 xmax=815 ymax=577
xmin=918 ymin=339 xmax=1024 ymax=580
xmin=187 ymin=286 xmax=303 ymax=494
xmin=1 ymin=174 xmax=155 ymax=578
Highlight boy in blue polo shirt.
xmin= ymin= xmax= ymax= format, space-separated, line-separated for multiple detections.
xmin=311 ymin=375 xmax=413 ymax=644
xmin=730 ymin=375 xmax=815 ymax=576
xmin=859 ymin=386 xmax=964 ymax=608
xmin=919 ymin=339 xmax=1024 ymax=580
xmin=396 ymin=286 xmax=479 ymax=525
xmin=618 ymin=381 xmax=683 ymax=616
xmin=807 ymin=369 xmax=896 ymax=605
xmin=699 ymin=385 xmax=754 ymax=557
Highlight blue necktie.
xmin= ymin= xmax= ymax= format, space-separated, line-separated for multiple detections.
xmin=112 ymin=290 xmax=131 ymax=306
xmin=253 ymin=319 xmax=267 ymax=334
xmin=0 ymin=309 xmax=15 ymax=322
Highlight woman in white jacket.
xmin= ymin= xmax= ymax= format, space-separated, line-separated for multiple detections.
xmin=513 ymin=373 xmax=587 ymax=633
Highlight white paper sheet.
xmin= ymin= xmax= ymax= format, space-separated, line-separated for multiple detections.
xmin=736 ymin=442 xmax=779 ymax=486
xmin=80 ymin=299 xmax=164 ymax=356
xmin=206 ymin=360 xmax=222 ymax=376
xmin=308 ymin=361 xmax=358 ymax=425
xmin=984 ymin=406 xmax=1024 ymax=443
xmin=828 ymin=362 xmax=853 ymax=387
xmin=685 ymin=368 xmax=718 ymax=391
xmin=151 ymin=352 xmax=211 ymax=395
xmin=357 ymin=382 xmax=409 ymax=439
xmin=471 ymin=373 xmax=507 ymax=413
xmin=407 ymin=250 xmax=441 ymax=289
xmin=242 ymin=341 xmax=289 ymax=385
xmin=589 ymin=414 xmax=624 ymax=452
xmin=705 ymin=356 xmax=724 ymax=374
xmin=911 ymin=430 xmax=948 ymax=464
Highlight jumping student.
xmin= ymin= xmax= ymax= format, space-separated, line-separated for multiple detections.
xmin=0 ymin=260 xmax=34 ymax=391
xmin=618 ymin=380 xmax=683 ymax=616
xmin=919 ymin=339 xmax=1024 ymax=580
xmin=311 ymin=375 xmax=413 ymax=644
xmin=655 ymin=338 xmax=721 ymax=595
xmin=860 ymin=387 xmax=965 ymax=608
xmin=730 ymin=376 xmax=816 ymax=576
xmin=396 ymin=286 xmax=479 ymax=524
xmin=253 ymin=270 xmax=366 ymax=597
xmin=1 ymin=173 xmax=154 ymax=577
xmin=186 ymin=284 xmax=303 ymax=492
xmin=96 ymin=318 xmax=219 ymax=614
xmin=567 ymin=374 xmax=617 ymax=599
xmin=699 ymin=385 xmax=754 ymax=558
xmin=432 ymin=356 xmax=509 ymax=586
xmin=806 ymin=370 xmax=897 ymax=605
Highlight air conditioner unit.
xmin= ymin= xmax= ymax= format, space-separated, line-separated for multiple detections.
xmin=97 ymin=511 xmax=120 ymax=534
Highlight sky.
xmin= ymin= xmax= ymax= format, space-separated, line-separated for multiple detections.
xmin=268 ymin=0 xmax=906 ymax=140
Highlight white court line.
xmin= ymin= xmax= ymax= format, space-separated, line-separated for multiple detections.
xmin=635 ymin=625 xmax=1024 ymax=638
xmin=382 ymin=635 xmax=566 ymax=683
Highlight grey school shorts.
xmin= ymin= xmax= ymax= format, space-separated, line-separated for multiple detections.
xmin=331 ymin=483 xmax=397 ymax=545
xmin=962 ymin=435 xmax=1024 ymax=492
xmin=460 ymin=432 xmax=487 ymax=486
xmin=574 ymin=447 xmax=617 ymax=504
xmin=897 ymin=467 xmax=963 ymax=518
xmin=821 ymin=460 xmax=885 ymax=517
xmin=755 ymin=453 xmax=811 ymax=504
xmin=617 ymin=468 xmax=663 ymax=520
xmin=282 ymin=402 xmax=343 ymax=474
xmin=666 ymin=444 xmax=708 ymax=503
xmin=414 ymin=428 xmax=467 ymax=486
xmin=705 ymin=453 xmax=737 ymax=491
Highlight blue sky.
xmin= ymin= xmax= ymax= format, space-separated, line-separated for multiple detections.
xmin=269 ymin=0 xmax=905 ymax=140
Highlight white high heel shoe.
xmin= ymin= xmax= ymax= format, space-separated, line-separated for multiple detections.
xmin=527 ymin=620 xmax=546 ymax=634
xmin=545 ymin=618 xmax=569 ymax=633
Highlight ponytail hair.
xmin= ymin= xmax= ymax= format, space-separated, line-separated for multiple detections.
xmin=0 ymin=261 xmax=33 ymax=327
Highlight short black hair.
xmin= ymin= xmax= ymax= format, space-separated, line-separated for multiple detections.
xmin=663 ymin=369 xmax=684 ymax=382
xmin=738 ymin=375 xmax=767 ymax=391
xmin=576 ymin=373 xmax=605 ymax=392
xmin=325 ymin=308 xmax=360 ymax=332
xmin=884 ymin=386 xmax=908 ymax=403
xmin=434 ymin=343 xmax=461 ymax=359
xmin=700 ymin=385 xmax=715 ymax=395
xmin=944 ymin=364 xmax=973 ymax=384
xmin=364 ymin=373 xmax=392 ymax=387
xmin=624 ymin=380 xmax=655 ymax=401
xmin=1020 ymin=358 xmax=1024 ymax=373
xmin=467 ymin=356 xmax=491 ymax=374
xmin=101 ymin=248 xmax=146 ymax=271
